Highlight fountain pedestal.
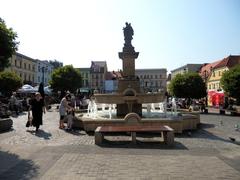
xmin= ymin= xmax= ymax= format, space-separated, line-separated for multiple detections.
xmin=117 ymin=36 xmax=142 ymax=116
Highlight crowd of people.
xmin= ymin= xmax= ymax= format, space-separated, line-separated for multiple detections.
xmin=24 ymin=90 xmax=91 ymax=132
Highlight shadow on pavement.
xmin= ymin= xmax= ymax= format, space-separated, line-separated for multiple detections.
xmin=97 ymin=137 xmax=188 ymax=150
xmin=0 ymin=128 xmax=14 ymax=134
xmin=27 ymin=129 xmax=52 ymax=140
xmin=199 ymin=122 xmax=215 ymax=129
xmin=176 ymin=124 xmax=237 ymax=145
xmin=0 ymin=150 xmax=39 ymax=180
xmin=64 ymin=129 xmax=86 ymax=136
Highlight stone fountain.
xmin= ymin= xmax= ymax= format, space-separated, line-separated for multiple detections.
xmin=94 ymin=22 xmax=165 ymax=117
xmin=77 ymin=22 xmax=200 ymax=133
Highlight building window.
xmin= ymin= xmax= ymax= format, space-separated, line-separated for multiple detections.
xmin=15 ymin=60 xmax=17 ymax=66
xmin=155 ymin=75 xmax=158 ymax=79
xmin=33 ymin=65 xmax=35 ymax=71
xmin=38 ymin=76 xmax=40 ymax=82
xmin=209 ymin=84 xmax=211 ymax=90
xmin=213 ymin=84 xmax=215 ymax=89
xmin=213 ymin=71 xmax=215 ymax=77
xmin=24 ymin=63 xmax=26 ymax=69
xmin=159 ymin=74 xmax=162 ymax=78
xmin=218 ymin=71 xmax=221 ymax=76
xmin=20 ymin=61 xmax=22 ymax=68
xmin=28 ymin=64 xmax=31 ymax=70
xmin=159 ymin=81 xmax=162 ymax=87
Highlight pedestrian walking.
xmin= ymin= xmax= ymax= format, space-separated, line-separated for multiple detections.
xmin=29 ymin=92 xmax=46 ymax=132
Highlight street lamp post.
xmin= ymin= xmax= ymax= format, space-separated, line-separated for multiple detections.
xmin=42 ymin=67 xmax=44 ymax=83
xmin=203 ymin=70 xmax=208 ymax=113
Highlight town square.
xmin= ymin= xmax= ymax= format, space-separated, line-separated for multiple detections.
xmin=1 ymin=0 xmax=240 ymax=179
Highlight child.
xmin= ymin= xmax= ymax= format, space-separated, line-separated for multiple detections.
xmin=66 ymin=108 xmax=75 ymax=131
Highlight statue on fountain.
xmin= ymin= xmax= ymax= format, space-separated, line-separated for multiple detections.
xmin=123 ymin=22 xmax=134 ymax=50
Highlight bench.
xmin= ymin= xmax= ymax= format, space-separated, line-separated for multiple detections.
xmin=95 ymin=125 xmax=174 ymax=146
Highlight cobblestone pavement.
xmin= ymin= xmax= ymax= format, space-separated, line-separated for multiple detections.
xmin=0 ymin=107 xmax=240 ymax=179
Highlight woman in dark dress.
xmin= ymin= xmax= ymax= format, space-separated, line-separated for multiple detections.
xmin=30 ymin=92 xmax=45 ymax=131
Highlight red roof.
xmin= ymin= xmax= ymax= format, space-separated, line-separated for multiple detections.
xmin=105 ymin=71 xmax=123 ymax=80
xmin=199 ymin=55 xmax=240 ymax=79
xmin=214 ymin=55 xmax=240 ymax=69
xmin=199 ymin=60 xmax=221 ymax=79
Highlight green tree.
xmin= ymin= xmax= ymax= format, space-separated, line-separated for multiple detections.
xmin=49 ymin=59 xmax=63 ymax=69
xmin=221 ymin=65 xmax=240 ymax=104
xmin=0 ymin=17 xmax=19 ymax=71
xmin=49 ymin=65 xmax=82 ymax=93
xmin=169 ymin=72 xmax=206 ymax=99
xmin=0 ymin=71 xmax=22 ymax=96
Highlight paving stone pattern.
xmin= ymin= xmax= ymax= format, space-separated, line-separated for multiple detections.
xmin=0 ymin=107 xmax=240 ymax=179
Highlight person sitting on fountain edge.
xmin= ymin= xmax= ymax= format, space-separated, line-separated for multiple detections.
xmin=59 ymin=93 xmax=73 ymax=129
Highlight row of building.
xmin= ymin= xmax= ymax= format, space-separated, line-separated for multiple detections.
xmin=170 ymin=55 xmax=240 ymax=106
xmin=4 ymin=52 xmax=55 ymax=86
xmin=78 ymin=61 xmax=167 ymax=93
xmin=4 ymin=53 xmax=168 ymax=94
xmin=5 ymin=52 xmax=240 ymax=107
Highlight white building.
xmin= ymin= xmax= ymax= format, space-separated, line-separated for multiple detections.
xmin=135 ymin=69 xmax=167 ymax=92
xmin=35 ymin=60 xmax=54 ymax=86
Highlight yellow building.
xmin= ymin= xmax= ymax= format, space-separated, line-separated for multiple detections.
xmin=5 ymin=52 xmax=36 ymax=85
xmin=208 ymin=55 xmax=240 ymax=92
xmin=206 ymin=55 xmax=240 ymax=106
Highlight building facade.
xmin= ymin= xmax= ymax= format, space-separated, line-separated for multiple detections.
xmin=76 ymin=68 xmax=90 ymax=88
xmin=104 ymin=71 xmax=122 ymax=93
xmin=208 ymin=55 xmax=240 ymax=92
xmin=35 ymin=60 xmax=54 ymax=86
xmin=90 ymin=61 xmax=108 ymax=93
xmin=135 ymin=69 xmax=167 ymax=92
xmin=199 ymin=55 xmax=240 ymax=106
xmin=171 ymin=64 xmax=202 ymax=79
xmin=5 ymin=52 xmax=36 ymax=85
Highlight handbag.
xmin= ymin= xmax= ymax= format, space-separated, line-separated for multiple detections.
xmin=26 ymin=111 xmax=32 ymax=127
xmin=26 ymin=120 xmax=31 ymax=127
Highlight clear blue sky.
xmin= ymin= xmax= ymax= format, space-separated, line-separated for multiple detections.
xmin=1 ymin=0 xmax=240 ymax=72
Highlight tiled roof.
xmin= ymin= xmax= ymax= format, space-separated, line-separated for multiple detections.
xmin=214 ymin=55 xmax=240 ymax=69
xmin=105 ymin=71 xmax=122 ymax=80
xmin=90 ymin=61 xmax=107 ymax=73
xmin=91 ymin=61 xmax=107 ymax=67
xmin=199 ymin=60 xmax=221 ymax=78
xmin=199 ymin=55 xmax=240 ymax=79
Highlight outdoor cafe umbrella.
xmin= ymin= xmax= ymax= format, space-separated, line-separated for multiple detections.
xmin=17 ymin=84 xmax=37 ymax=94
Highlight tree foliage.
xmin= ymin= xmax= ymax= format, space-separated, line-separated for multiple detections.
xmin=0 ymin=17 xmax=19 ymax=71
xmin=0 ymin=71 xmax=22 ymax=96
xmin=49 ymin=65 xmax=82 ymax=93
xmin=221 ymin=65 xmax=240 ymax=104
xmin=169 ymin=72 xmax=206 ymax=99
xmin=49 ymin=59 xmax=63 ymax=69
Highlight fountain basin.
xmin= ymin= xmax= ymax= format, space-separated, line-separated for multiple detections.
xmin=76 ymin=112 xmax=199 ymax=133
